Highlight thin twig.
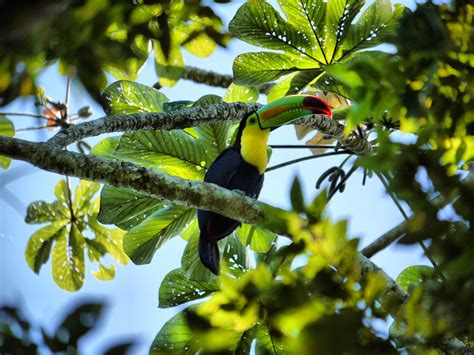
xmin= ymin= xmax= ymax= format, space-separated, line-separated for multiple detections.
xmin=375 ymin=172 xmax=445 ymax=279
xmin=16 ymin=125 xmax=58 ymax=132
xmin=265 ymin=151 xmax=351 ymax=172
xmin=0 ymin=112 xmax=50 ymax=121
xmin=269 ymin=144 xmax=339 ymax=149
xmin=361 ymin=220 xmax=407 ymax=257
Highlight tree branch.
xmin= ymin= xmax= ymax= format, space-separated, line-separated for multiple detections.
xmin=294 ymin=114 xmax=372 ymax=155
xmin=180 ymin=66 xmax=273 ymax=94
xmin=361 ymin=220 xmax=407 ymax=258
xmin=48 ymin=102 xmax=262 ymax=147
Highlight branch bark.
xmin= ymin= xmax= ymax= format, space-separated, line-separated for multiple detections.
xmin=180 ymin=66 xmax=274 ymax=94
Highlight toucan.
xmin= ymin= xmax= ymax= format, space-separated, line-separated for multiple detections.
xmin=197 ymin=95 xmax=332 ymax=274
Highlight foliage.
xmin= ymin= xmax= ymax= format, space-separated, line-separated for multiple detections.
xmin=0 ymin=300 xmax=134 ymax=353
xmin=0 ymin=115 xmax=14 ymax=169
xmin=229 ymin=0 xmax=405 ymax=101
xmin=151 ymin=185 xmax=396 ymax=353
xmin=1 ymin=0 xmax=473 ymax=353
xmin=24 ymin=179 xmax=128 ymax=291
xmin=0 ymin=0 xmax=231 ymax=105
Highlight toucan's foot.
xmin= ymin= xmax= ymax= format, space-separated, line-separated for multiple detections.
xmin=199 ymin=236 xmax=220 ymax=275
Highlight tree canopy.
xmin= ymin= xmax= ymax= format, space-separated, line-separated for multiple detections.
xmin=0 ymin=0 xmax=472 ymax=353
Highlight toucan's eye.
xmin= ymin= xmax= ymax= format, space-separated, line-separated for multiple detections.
xmin=248 ymin=117 xmax=256 ymax=124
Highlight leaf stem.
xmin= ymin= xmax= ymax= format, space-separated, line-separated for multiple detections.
xmin=265 ymin=150 xmax=351 ymax=172
xmin=269 ymin=144 xmax=339 ymax=149
xmin=0 ymin=112 xmax=51 ymax=121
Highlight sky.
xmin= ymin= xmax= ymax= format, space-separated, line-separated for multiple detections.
xmin=0 ymin=0 xmax=427 ymax=353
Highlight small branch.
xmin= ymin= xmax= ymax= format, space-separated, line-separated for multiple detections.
xmin=294 ymin=114 xmax=372 ymax=155
xmin=269 ymin=144 xmax=339 ymax=149
xmin=0 ymin=112 xmax=50 ymax=121
xmin=181 ymin=66 xmax=274 ymax=94
xmin=48 ymin=102 xmax=262 ymax=147
xmin=361 ymin=220 xmax=407 ymax=258
xmin=16 ymin=125 xmax=58 ymax=132
xmin=266 ymin=151 xmax=351 ymax=172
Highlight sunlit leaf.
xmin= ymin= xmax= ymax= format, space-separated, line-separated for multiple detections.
xmin=224 ymin=83 xmax=259 ymax=104
xmin=89 ymin=217 xmax=129 ymax=265
xmin=0 ymin=115 xmax=14 ymax=169
xmin=124 ymin=205 xmax=195 ymax=265
xmin=396 ymin=265 xmax=434 ymax=293
xmin=150 ymin=307 xmax=199 ymax=354
xmin=154 ymin=36 xmax=184 ymax=87
xmin=25 ymin=222 xmax=67 ymax=274
xmin=182 ymin=234 xmax=215 ymax=282
xmin=267 ymin=69 xmax=323 ymax=102
xmin=52 ymin=224 xmax=85 ymax=292
xmin=101 ymin=80 xmax=168 ymax=115
xmin=73 ymin=180 xmax=100 ymax=215
xmin=229 ymin=0 xmax=311 ymax=54
xmin=236 ymin=224 xmax=276 ymax=253
xmin=90 ymin=136 xmax=121 ymax=158
xmin=159 ymin=268 xmax=220 ymax=308
xmin=25 ymin=201 xmax=69 ymax=224
xmin=93 ymin=264 xmax=116 ymax=281
xmin=112 ymin=130 xmax=211 ymax=180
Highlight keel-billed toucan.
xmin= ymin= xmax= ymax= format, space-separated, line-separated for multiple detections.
xmin=197 ymin=95 xmax=332 ymax=274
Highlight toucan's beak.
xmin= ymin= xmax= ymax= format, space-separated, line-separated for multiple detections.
xmin=257 ymin=95 xmax=332 ymax=130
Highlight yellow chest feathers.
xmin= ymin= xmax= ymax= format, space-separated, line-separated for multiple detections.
xmin=240 ymin=127 xmax=270 ymax=174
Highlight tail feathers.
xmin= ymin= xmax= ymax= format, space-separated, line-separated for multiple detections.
xmin=199 ymin=236 xmax=220 ymax=275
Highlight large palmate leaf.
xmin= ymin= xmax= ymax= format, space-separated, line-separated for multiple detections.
xmin=24 ymin=180 xmax=127 ymax=291
xmin=97 ymin=185 xmax=163 ymax=230
xmin=159 ymin=268 xmax=220 ymax=308
xmin=230 ymin=0 xmax=405 ymax=100
xmin=101 ymin=80 xmax=168 ymax=115
xmin=124 ymin=205 xmax=196 ymax=265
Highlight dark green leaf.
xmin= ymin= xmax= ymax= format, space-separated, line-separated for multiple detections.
xmin=98 ymin=185 xmax=163 ymax=230
xmin=159 ymin=268 xmax=220 ymax=308
xmin=396 ymin=265 xmax=434 ymax=292
xmin=124 ymin=205 xmax=195 ymax=265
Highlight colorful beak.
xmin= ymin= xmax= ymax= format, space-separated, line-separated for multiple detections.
xmin=256 ymin=95 xmax=332 ymax=130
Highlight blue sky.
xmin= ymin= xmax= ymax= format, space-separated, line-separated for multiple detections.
xmin=0 ymin=0 xmax=428 ymax=353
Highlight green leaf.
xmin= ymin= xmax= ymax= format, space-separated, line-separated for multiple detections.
xmin=340 ymin=1 xmax=405 ymax=61
xmin=236 ymin=224 xmax=276 ymax=253
xmin=183 ymin=33 xmax=216 ymax=58
xmin=90 ymin=136 xmax=121 ymax=158
xmin=98 ymin=185 xmax=163 ymax=230
xmin=233 ymin=52 xmax=315 ymax=86
xmin=88 ymin=216 xmax=129 ymax=265
xmin=73 ymin=180 xmax=100 ymax=216
xmin=223 ymin=83 xmax=259 ymax=104
xmin=0 ymin=115 xmax=14 ymax=170
xmin=52 ymin=224 xmax=85 ymax=291
xmin=255 ymin=324 xmax=284 ymax=354
xmin=101 ymin=80 xmax=168 ymax=115
xmin=194 ymin=122 xmax=236 ymax=157
xmin=154 ymin=37 xmax=184 ymax=87
xmin=0 ymin=115 xmax=14 ymax=136
xmin=112 ymin=130 xmax=211 ymax=180
xmin=124 ymin=205 xmax=196 ymax=265
xmin=93 ymin=264 xmax=116 ymax=281
xmin=222 ymin=234 xmax=249 ymax=274
xmin=229 ymin=0 xmax=312 ymax=55
xmin=325 ymin=0 xmax=365 ymax=63
xmin=278 ymin=0 xmax=328 ymax=64
xmin=163 ymin=100 xmax=194 ymax=112
xmin=159 ymin=268 xmax=220 ymax=308
xmin=150 ymin=307 xmax=199 ymax=354
xmin=267 ymin=69 xmax=323 ymax=102
xmin=396 ymin=265 xmax=434 ymax=293
xmin=54 ymin=179 xmax=70 ymax=205
xmin=25 ymin=201 xmax=69 ymax=224
xmin=25 ymin=222 xmax=67 ymax=274
xmin=182 ymin=234 xmax=215 ymax=282
xmin=192 ymin=95 xmax=222 ymax=106
xmin=290 ymin=176 xmax=305 ymax=213
xmin=181 ymin=219 xmax=199 ymax=241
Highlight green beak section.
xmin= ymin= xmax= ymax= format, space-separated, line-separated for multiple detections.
xmin=256 ymin=95 xmax=332 ymax=130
